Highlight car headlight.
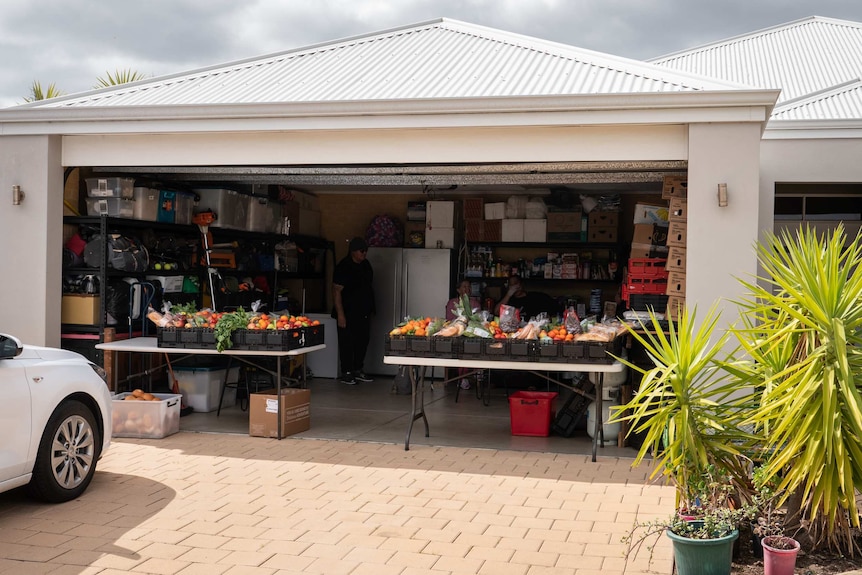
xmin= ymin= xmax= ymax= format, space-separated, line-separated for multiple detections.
xmin=90 ymin=363 xmax=108 ymax=382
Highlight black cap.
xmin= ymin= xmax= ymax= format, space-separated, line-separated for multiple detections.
xmin=348 ymin=237 xmax=368 ymax=252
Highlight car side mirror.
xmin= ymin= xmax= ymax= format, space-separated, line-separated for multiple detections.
xmin=0 ymin=333 xmax=23 ymax=359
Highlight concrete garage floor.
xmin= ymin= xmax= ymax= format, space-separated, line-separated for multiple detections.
xmin=178 ymin=374 xmax=637 ymax=458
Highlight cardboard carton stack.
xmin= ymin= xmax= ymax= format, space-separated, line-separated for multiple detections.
xmin=425 ymin=200 xmax=461 ymax=249
xmin=662 ymin=176 xmax=688 ymax=319
xmin=463 ymin=198 xmax=484 ymax=242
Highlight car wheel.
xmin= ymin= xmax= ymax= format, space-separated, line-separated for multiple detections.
xmin=28 ymin=400 xmax=101 ymax=503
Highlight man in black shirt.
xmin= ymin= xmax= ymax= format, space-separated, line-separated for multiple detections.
xmin=495 ymin=274 xmax=559 ymax=321
xmin=332 ymin=237 xmax=375 ymax=384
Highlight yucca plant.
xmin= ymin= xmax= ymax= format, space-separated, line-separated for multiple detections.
xmin=94 ymin=69 xmax=148 ymax=88
xmin=733 ymin=224 xmax=862 ymax=555
xmin=610 ymin=305 xmax=754 ymax=511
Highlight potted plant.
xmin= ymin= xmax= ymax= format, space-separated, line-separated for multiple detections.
xmin=612 ymin=306 xmax=755 ymax=575
xmin=761 ymin=534 xmax=801 ymax=575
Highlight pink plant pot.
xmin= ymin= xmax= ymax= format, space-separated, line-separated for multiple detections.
xmin=762 ymin=536 xmax=800 ymax=575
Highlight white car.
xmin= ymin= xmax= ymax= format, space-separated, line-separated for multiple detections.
xmin=0 ymin=333 xmax=112 ymax=502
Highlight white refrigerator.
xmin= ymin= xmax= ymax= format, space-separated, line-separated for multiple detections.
xmin=365 ymin=247 xmax=452 ymax=376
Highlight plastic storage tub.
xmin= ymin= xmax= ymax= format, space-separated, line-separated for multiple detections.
xmin=194 ymin=188 xmax=249 ymax=229
xmin=174 ymin=191 xmax=196 ymax=225
xmin=247 ymin=197 xmax=283 ymax=233
xmin=86 ymin=197 xmax=135 ymax=218
xmin=509 ymin=391 xmax=558 ymax=437
xmin=85 ymin=177 xmax=134 ymax=198
xmin=111 ymin=393 xmax=182 ymax=438
xmin=174 ymin=366 xmax=240 ymax=413
xmin=132 ymin=187 xmax=159 ymax=221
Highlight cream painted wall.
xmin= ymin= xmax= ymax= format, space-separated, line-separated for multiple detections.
xmin=687 ymin=123 xmax=763 ymax=324
xmin=62 ymin=124 xmax=688 ymax=166
xmin=0 ymin=135 xmax=63 ymax=346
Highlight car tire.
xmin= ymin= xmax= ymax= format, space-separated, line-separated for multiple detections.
xmin=28 ymin=400 xmax=101 ymax=503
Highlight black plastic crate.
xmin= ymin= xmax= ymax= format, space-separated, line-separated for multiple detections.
xmin=461 ymin=338 xmax=484 ymax=358
xmin=432 ymin=337 xmax=461 ymax=358
xmin=385 ymin=335 xmax=408 ymax=355
xmin=157 ymin=327 xmax=183 ymax=348
xmin=198 ymin=328 xmax=217 ymax=350
xmin=303 ymin=324 xmax=325 ymax=347
xmin=233 ymin=329 xmax=267 ymax=350
xmin=582 ymin=337 xmax=624 ymax=364
xmin=561 ymin=341 xmax=587 ymax=361
xmin=535 ymin=341 xmax=566 ymax=363
xmin=551 ymin=387 xmax=594 ymax=437
xmin=508 ymin=340 xmax=537 ymax=359
xmin=264 ymin=328 xmax=304 ymax=351
xmin=482 ymin=339 xmax=509 ymax=360
xmin=179 ymin=328 xmax=200 ymax=346
xmin=629 ymin=293 xmax=669 ymax=312
xmin=406 ymin=337 xmax=433 ymax=357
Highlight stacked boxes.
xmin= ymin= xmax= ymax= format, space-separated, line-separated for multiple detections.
xmin=587 ymin=211 xmax=619 ymax=243
xmin=425 ymin=200 xmax=461 ymax=248
xmin=463 ymin=198 xmax=484 ymax=241
xmin=662 ymin=176 xmax=687 ymax=319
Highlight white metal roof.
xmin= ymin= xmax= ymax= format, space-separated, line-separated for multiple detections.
xmin=19 ymin=18 xmax=746 ymax=109
xmin=650 ymin=15 xmax=862 ymax=116
xmin=771 ymin=79 xmax=862 ymax=120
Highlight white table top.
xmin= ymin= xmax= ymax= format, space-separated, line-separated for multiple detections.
xmin=383 ymin=355 xmax=624 ymax=373
xmin=97 ymin=337 xmax=325 ymax=357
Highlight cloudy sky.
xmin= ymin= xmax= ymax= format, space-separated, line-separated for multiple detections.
xmin=2 ymin=0 xmax=861 ymax=108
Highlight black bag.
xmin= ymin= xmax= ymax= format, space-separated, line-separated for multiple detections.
xmin=392 ymin=366 xmax=412 ymax=395
xmin=83 ymin=234 xmax=149 ymax=272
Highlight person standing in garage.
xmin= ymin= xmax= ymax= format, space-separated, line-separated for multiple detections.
xmin=333 ymin=237 xmax=375 ymax=385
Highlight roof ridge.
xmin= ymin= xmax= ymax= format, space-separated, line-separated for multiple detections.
xmin=649 ymin=15 xmax=862 ymax=62
xmin=774 ymin=78 xmax=862 ymax=110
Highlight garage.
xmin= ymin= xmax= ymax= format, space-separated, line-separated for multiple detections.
xmin=0 ymin=19 xmax=776 ymax=449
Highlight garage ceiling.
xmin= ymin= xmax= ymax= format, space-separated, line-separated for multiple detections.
xmin=97 ymin=160 xmax=687 ymax=196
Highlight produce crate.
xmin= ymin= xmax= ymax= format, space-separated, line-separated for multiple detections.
xmin=111 ymin=393 xmax=182 ymax=439
xmin=629 ymin=293 xmax=669 ymax=312
xmin=482 ymin=339 xmax=509 ymax=360
xmin=627 ymin=258 xmax=669 ymax=278
xmin=385 ymin=335 xmax=408 ymax=355
xmin=582 ymin=337 xmax=624 ymax=364
xmin=622 ymin=275 xmax=669 ymax=302
xmin=406 ymin=337 xmax=433 ymax=357
xmin=460 ymin=338 xmax=484 ymax=358
xmin=235 ymin=329 xmax=267 ymax=350
xmin=551 ymin=379 xmax=595 ymax=437
xmin=535 ymin=340 xmax=566 ymax=363
xmin=198 ymin=328 xmax=217 ymax=350
xmin=264 ymin=328 xmax=304 ymax=351
xmin=157 ymin=327 xmax=183 ymax=348
xmin=560 ymin=341 xmax=587 ymax=361
xmin=303 ymin=324 xmax=325 ymax=347
xmin=431 ymin=336 xmax=461 ymax=358
xmin=508 ymin=340 xmax=537 ymax=359
xmin=179 ymin=328 xmax=200 ymax=346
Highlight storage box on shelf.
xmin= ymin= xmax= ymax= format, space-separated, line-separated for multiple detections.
xmin=666 ymin=246 xmax=686 ymax=272
xmin=426 ymin=200 xmax=460 ymax=229
xmin=194 ymin=188 xmax=250 ymax=229
xmin=547 ymin=209 xmax=582 ymax=241
xmin=61 ymin=294 xmax=100 ymax=325
xmin=669 ymin=197 xmax=688 ymax=221
xmin=85 ymin=177 xmax=134 ymax=198
xmin=666 ymin=271 xmax=687 ymax=297
xmin=484 ymin=202 xmax=505 ymax=220
xmin=111 ymin=393 xmax=182 ymax=439
xmin=666 ymin=295 xmax=686 ymax=320
xmin=662 ymin=175 xmax=688 ymax=200
xmin=132 ymin=187 xmax=160 ymax=221
xmin=523 ymin=219 xmax=547 ymax=242
xmin=666 ymin=220 xmax=688 ymax=248
xmin=85 ymin=197 xmax=135 ymax=218
xmin=247 ymin=197 xmax=283 ymax=233
xmin=463 ymin=198 xmax=484 ymax=220
xmin=501 ymin=219 xmax=525 ymax=242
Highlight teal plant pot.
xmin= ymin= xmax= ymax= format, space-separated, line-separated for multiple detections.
xmin=667 ymin=522 xmax=739 ymax=575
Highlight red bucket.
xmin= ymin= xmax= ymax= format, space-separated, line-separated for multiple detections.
xmin=509 ymin=391 xmax=558 ymax=437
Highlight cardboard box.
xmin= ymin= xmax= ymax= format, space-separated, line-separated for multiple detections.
xmin=666 ymin=246 xmax=687 ymax=272
xmin=588 ymin=226 xmax=618 ymax=243
xmin=523 ymin=219 xmax=547 ymax=242
xmin=666 ymin=295 xmax=686 ymax=320
xmin=425 ymin=227 xmax=457 ymax=249
xmin=407 ymin=201 xmax=426 ymax=222
xmin=669 ymin=197 xmax=688 ymax=221
xmin=61 ymin=294 xmax=100 ymax=325
xmin=426 ymin=200 xmax=458 ymax=228
xmin=463 ymin=198 xmax=484 ymax=220
xmin=502 ymin=219 xmax=525 ymax=242
xmin=666 ymin=272 xmax=687 ymax=297
xmin=662 ymin=175 xmax=688 ymax=200
xmin=249 ymin=388 xmax=311 ymax=439
xmin=666 ymin=220 xmax=688 ymax=248
xmin=547 ymin=210 xmax=582 ymax=233
xmin=484 ymin=202 xmax=506 ymax=220
xmin=588 ymin=211 xmax=619 ymax=229
xmin=465 ymin=219 xmax=484 ymax=242
xmin=633 ymin=203 xmax=669 ymax=227
xmin=632 ymin=223 xmax=668 ymax=246
xmin=630 ymin=243 xmax=669 ymax=259
xmin=482 ymin=220 xmax=502 ymax=241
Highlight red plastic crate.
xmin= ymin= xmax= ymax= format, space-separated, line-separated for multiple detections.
xmin=628 ymin=258 xmax=669 ymax=278
xmin=509 ymin=391 xmax=558 ymax=437
xmin=622 ymin=275 xmax=669 ymax=301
